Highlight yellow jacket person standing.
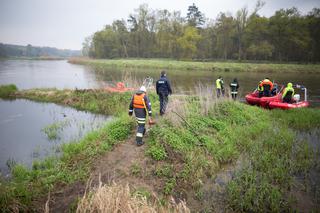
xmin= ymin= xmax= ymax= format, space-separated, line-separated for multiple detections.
xmin=216 ymin=76 xmax=224 ymax=98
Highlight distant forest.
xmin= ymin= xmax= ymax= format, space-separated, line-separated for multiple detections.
xmin=0 ymin=43 xmax=81 ymax=58
xmin=83 ymin=2 xmax=320 ymax=62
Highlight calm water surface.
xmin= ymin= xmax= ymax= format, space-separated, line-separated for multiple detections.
xmin=0 ymin=60 xmax=319 ymax=105
xmin=0 ymin=60 xmax=103 ymax=89
xmin=0 ymin=99 xmax=111 ymax=176
xmin=91 ymin=67 xmax=320 ymax=106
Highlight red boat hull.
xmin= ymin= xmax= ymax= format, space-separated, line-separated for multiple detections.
xmin=245 ymin=92 xmax=282 ymax=108
xmin=269 ymin=101 xmax=309 ymax=109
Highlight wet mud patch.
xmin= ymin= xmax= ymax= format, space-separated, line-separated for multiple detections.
xmin=179 ymin=156 xmax=246 ymax=213
xmin=291 ymin=129 xmax=320 ymax=212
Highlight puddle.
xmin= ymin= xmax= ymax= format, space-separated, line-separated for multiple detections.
xmin=292 ymin=129 xmax=320 ymax=211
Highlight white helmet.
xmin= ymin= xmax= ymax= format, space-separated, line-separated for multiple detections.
xmin=139 ymin=86 xmax=146 ymax=92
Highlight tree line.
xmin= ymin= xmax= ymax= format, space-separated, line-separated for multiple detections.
xmin=0 ymin=43 xmax=81 ymax=58
xmin=83 ymin=2 xmax=320 ymax=62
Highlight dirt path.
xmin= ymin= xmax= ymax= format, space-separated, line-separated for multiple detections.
xmin=45 ymin=136 xmax=158 ymax=212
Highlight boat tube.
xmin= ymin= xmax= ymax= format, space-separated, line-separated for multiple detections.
xmin=269 ymin=85 xmax=309 ymax=110
xmin=245 ymin=83 xmax=283 ymax=108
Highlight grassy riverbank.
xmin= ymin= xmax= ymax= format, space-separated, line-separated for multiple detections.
xmin=1 ymin=85 xmax=320 ymax=212
xmin=143 ymin=96 xmax=320 ymax=212
xmin=0 ymin=87 xmax=143 ymax=211
xmin=69 ymin=57 xmax=320 ymax=73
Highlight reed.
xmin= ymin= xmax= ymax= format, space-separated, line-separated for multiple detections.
xmin=76 ymin=179 xmax=190 ymax=213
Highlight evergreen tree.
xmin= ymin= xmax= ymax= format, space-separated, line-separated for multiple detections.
xmin=186 ymin=3 xmax=205 ymax=28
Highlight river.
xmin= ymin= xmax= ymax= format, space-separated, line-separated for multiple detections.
xmin=0 ymin=59 xmax=319 ymax=175
xmin=0 ymin=99 xmax=111 ymax=176
xmin=1 ymin=59 xmax=319 ymax=105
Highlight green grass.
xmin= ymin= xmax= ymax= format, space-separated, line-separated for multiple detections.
xmin=41 ymin=120 xmax=69 ymax=140
xmin=145 ymin=98 xmax=320 ymax=211
xmin=0 ymin=87 xmax=160 ymax=212
xmin=0 ymin=115 xmax=134 ymax=212
xmin=0 ymin=88 xmax=135 ymax=211
xmin=69 ymin=58 xmax=320 ymax=73
xmin=14 ymin=88 xmax=159 ymax=116
xmin=0 ymin=84 xmax=18 ymax=98
xmin=1 ymin=87 xmax=319 ymax=212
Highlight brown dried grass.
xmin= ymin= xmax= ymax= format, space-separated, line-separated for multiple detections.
xmin=76 ymin=180 xmax=190 ymax=213
xmin=165 ymin=95 xmax=189 ymax=127
xmin=121 ymin=71 xmax=140 ymax=89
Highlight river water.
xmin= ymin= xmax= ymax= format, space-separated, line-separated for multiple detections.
xmin=0 ymin=60 xmax=319 ymax=105
xmin=0 ymin=99 xmax=110 ymax=175
xmin=0 ymin=59 xmax=319 ymax=175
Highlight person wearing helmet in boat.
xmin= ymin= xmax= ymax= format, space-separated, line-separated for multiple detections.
xmin=282 ymin=83 xmax=295 ymax=103
xmin=156 ymin=70 xmax=172 ymax=116
xmin=230 ymin=78 xmax=239 ymax=100
xmin=261 ymin=78 xmax=273 ymax=97
xmin=257 ymin=80 xmax=264 ymax=97
xmin=129 ymin=86 xmax=152 ymax=146
xmin=216 ymin=76 xmax=224 ymax=98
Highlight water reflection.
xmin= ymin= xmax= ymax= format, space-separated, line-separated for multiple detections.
xmin=0 ymin=60 xmax=318 ymax=106
xmin=0 ymin=60 xmax=104 ymax=89
xmin=90 ymin=67 xmax=320 ymax=106
xmin=0 ymin=99 xmax=111 ymax=175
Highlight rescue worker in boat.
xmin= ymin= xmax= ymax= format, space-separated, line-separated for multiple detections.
xmin=271 ymin=84 xmax=278 ymax=96
xmin=257 ymin=80 xmax=264 ymax=98
xmin=156 ymin=70 xmax=172 ymax=116
xmin=282 ymin=82 xmax=295 ymax=103
xmin=230 ymin=78 xmax=239 ymax=100
xmin=261 ymin=78 xmax=273 ymax=97
xmin=216 ymin=76 xmax=224 ymax=98
xmin=129 ymin=86 xmax=152 ymax=146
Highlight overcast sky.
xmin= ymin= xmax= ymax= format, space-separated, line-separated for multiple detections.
xmin=0 ymin=0 xmax=319 ymax=50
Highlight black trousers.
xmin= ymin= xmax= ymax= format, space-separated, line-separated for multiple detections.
xmin=134 ymin=108 xmax=146 ymax=145
xmin=263 ymin=90 xmax=271 ymax=97
xmin=231 ymin=92 xmax=238 ymax=100
xmin=283 ymin=97 xmax=292 ymax=103
xmin=159 ymin=93 xmax=169 ymax=115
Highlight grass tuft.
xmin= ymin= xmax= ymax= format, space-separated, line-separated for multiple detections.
xmin=0 ymin=84 xmax=18 ymax=98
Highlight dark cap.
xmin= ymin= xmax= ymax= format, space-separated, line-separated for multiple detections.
xmin=161 ymin=70 xmax=166 ymax=76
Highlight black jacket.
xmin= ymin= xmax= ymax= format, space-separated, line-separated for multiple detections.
xmin=230 ymin=81 xmax=239 ymax=92
xmin=156 ymin=76 xmax=172 ymax=95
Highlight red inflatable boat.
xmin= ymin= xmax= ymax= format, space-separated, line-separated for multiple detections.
xmin=268 ymin=85 xmax=309 ymax=110
xmin=245 ymin=83 xmax=283 ymax=108
xmin=269 ymin=101 xmax=309 ymax=109
xmin=245 ymin=91 xmax=282 ymax=108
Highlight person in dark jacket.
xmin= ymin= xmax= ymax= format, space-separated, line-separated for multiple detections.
xmin=156 ymin=70 xmax=172 ymax=115
xmin=129 ymin=86 xmax=152 ymax=146
xmin=230 ymin=78 xmax=239 ymax=100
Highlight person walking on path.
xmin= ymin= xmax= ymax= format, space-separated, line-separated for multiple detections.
xmin=156 ymin=70 xmax=172 ymax=116
xmin=230 ymin=78 xmax=239 ymax=100
xmin=129 ymin=86 xmax=152 ymax=146
xmin=216 ymin=76 xmax=224 ymax=98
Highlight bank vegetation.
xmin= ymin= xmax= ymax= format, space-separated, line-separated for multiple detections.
xmin=0 ymin=85 xmax=319 ymax=212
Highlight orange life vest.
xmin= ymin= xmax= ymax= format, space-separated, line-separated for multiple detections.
xmin=133 ymin=93 xmax=146 ymax=109
xmin=262 ymin=79 xmax=273 ymax=90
